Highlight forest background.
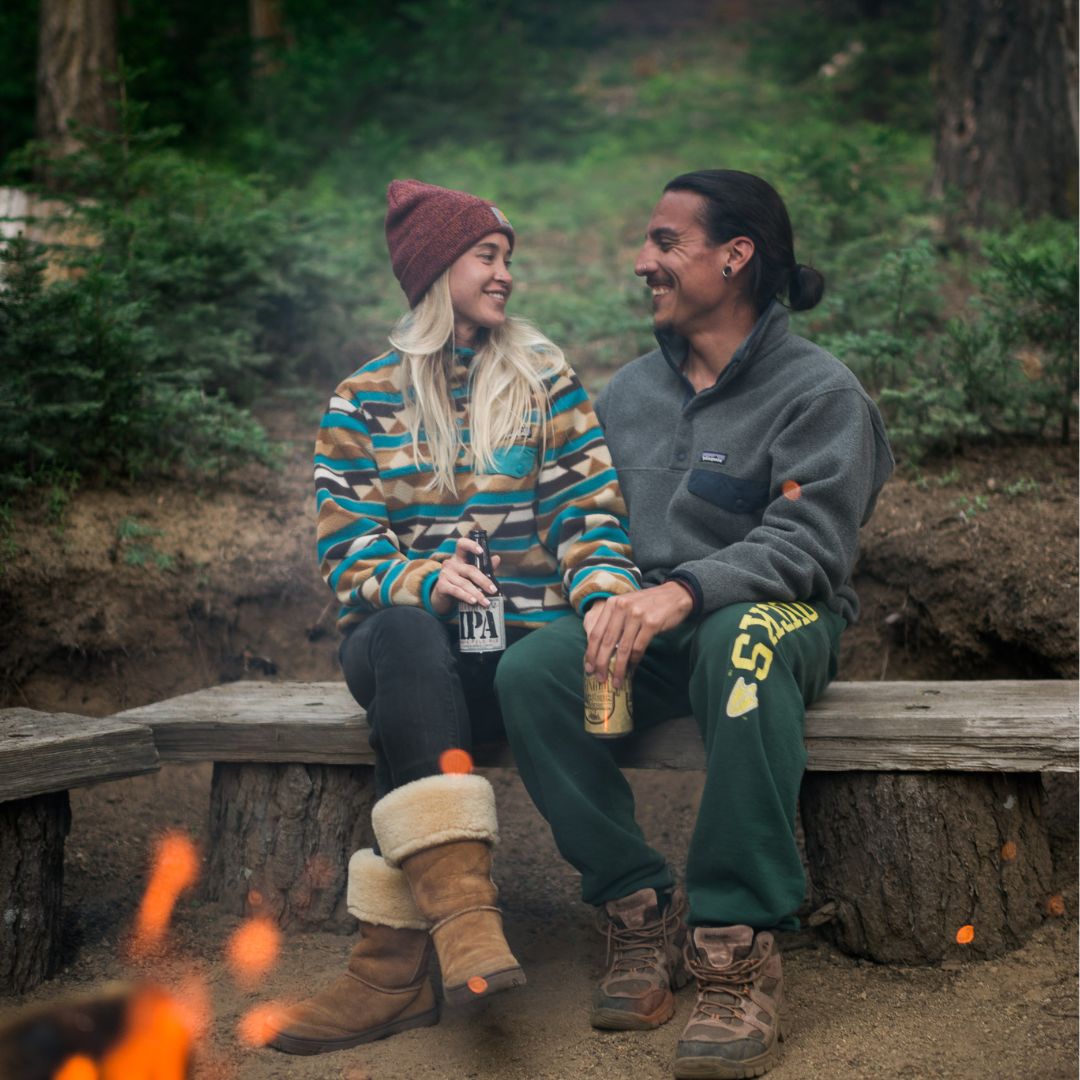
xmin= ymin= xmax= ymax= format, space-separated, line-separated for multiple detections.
xmin=0 ymin=4 xmax=1077 ymax=1078
xmin=1 ymin=0 xmax=1077 ymax=506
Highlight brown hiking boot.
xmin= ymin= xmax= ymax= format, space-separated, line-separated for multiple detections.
xmin=673 ymin=926 xmax=784 ymax=1079
xmin=266 ymin=922 xmax=438 ymax=1055
xmin=591 ymin=886 xmax=689 ymax=1030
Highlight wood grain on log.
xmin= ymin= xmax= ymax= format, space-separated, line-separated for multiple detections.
xmin=119 ymin=679 xmax=1079 ymax=772
xmin=0 ymin=792 xmax=70 ymax=994
xmin=204 ymin=763 xmax=375 ymax=932
xmin=0 ymin=709 xmax=160 ymax=804
xmin=800 ymin=771 xmax=1054 ymax=963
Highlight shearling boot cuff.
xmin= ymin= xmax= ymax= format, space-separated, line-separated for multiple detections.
xmin=346 ymin=848 xmax=430 ymax=930
xmin=371 ymin=773 xmax=499 ymax=869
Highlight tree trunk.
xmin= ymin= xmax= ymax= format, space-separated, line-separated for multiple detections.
xmin=36 ymin=0 xmax=118 ymax=157
xmin=0 ymin=792 xmax=70 ymax=994
xmin=249 ymin=0 xmax=290 ymax=77
xmin=205 ymin=763 xmax=375 ymax=932
xmin=933 ymin=0 xmax=1079 ymax=226
xmin=800 ymin=771 xmax=1054 ymax=963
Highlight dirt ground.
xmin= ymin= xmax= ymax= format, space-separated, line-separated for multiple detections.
xmin=0 ymin=418 xmax=1077 ymax=1078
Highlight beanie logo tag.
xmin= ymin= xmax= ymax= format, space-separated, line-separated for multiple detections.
xmin=490 ymin=206 xmax=511 ymax=228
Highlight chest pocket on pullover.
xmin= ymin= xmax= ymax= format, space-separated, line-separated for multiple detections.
xmin=482 ymin=444 xmax=538 ymax=478
xmin=687 ymin=469 xmax=769 ymax=514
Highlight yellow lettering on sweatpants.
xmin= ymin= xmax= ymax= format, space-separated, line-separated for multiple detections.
xmin=738 ymin=609 xmax=780 ymax=646
xmin=731 ymin=632 xmax=774 ymax=680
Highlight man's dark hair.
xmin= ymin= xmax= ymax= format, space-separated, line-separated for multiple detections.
xmin=664 ymin=170 xmax=825 ymax=314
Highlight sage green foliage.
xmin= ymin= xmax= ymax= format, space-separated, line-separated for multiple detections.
xmin=743 ymin=0 xmax=935 ymax=131
xmin=116 ymin=516 xmax=174 ymax=570
xmin=863 ymin=221 xmax=1079 ymax=457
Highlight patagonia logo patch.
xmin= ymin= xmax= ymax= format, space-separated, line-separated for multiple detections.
xmin=701 ymin=451 xmax=727 ymax=464
xmin=490 ymin=206 xmax=511 ymax=227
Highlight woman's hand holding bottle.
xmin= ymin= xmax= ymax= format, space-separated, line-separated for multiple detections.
xmin=430 ymin=535 xmax=501 ymax=615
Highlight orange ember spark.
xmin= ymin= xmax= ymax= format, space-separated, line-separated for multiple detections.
xmin=238 ymin=1003 xmax=286 ymax=1048
xmin=1000 ymin=841 xmax=1018 ymax=861
xmin=130 ymin=832 xmax=199 ymax=956
xmin=439 ymin=748 xmax=474 ymax=775
xmin=55 ymin=1057 xmax=99 ymax=1080
xmin=1046 ymin=894 xmax=1066 ymax=917
xmin=955 ymin=924 xmax=975 ymax=945
xmin=99 ymin=986 xmax=194 ymax=1079
xmin=467 ymin=976 xmax=489 ymax=995
xmin=781 ymin=480 xmax=801 ymax=501
xmin=227 ymin=916 xmax=281 ymax=988
xmin=247 ymin=888 xmax=264 ymax=909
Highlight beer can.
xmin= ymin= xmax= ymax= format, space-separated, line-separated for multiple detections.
xmin=584 ymin=655 xmax=633 ymax=737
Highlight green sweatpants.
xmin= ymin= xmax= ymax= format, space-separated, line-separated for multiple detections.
xmin=494 ymin=601 xmax=845 ymax=930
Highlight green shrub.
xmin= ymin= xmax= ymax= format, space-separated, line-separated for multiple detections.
xmin=0 ymin=234 xmax=278 ymax=495
xmin=824 ymin=223 xmax=1078 ymax=458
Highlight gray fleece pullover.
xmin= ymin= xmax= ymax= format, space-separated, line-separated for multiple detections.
xmin=594 ymin=302 xmax=894 ymax=624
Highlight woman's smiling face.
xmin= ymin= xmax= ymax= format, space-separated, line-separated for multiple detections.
xmin=448 ymin=232 xmax=514 ymax=346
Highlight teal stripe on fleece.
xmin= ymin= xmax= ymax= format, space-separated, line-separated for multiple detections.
xmin=317 ymin=517 xmax=382 ymax=559
xmin=316 ymin=490 xmax=387 ymax=516
xmin=575 ymin=526 xmax=632 ymax=547
xmin=388 ymin=488 xmax=533 ymax=522
xmin=354 ymin=352 xmax=400 ymax=376
xmin=353 ymin=390 xmax=403 ymax=405
xmin=328 ymin=540 xmax=400 ymax=590
xmin=541 ymin=426 xmax=603 ymax=464
xmin=315 ymin=453 xmax=376 ymax=472
xmin=378 ymin=560 xmax=407 ymax=607
xmin=548 ymin=382 xmax=588 ymax=418
xmin=537 ymin=470 xmax=613 ymax=517
xmin=569 ymin=563 xmax=638 ymax=594
xmin=498 ymin=572 xmax=562 ymax=587
xmin=321 ymin=413 xmax=370 ymax=434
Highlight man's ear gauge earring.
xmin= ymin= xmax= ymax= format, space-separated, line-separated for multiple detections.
xmin=722 ymin=265 xmax=732 ymax=278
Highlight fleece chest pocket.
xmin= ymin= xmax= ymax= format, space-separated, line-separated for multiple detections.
xmin=687 ymin=469 xmax=770 ymax=514
xmin=484 ymin=444 xmax=538 ymax=478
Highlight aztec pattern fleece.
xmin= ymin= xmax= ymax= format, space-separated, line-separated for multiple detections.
xmin=315 ymin=347 xmax=641 ymax=632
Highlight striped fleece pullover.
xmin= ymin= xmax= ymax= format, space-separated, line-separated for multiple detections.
xmin=315 ymin=347 xmax=641 ymax=633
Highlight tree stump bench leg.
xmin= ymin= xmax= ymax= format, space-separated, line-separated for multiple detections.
xmin=1 ymin=792 xmax=70 ymax=994
xmin=799 ymin=771 xmax=1054 ymax=963
xmin=205 ymin=763 xmax=376 ymax=932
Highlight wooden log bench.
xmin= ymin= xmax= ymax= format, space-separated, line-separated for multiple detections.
xmin=0 ymin=710 xmax=159 ymax=994
xmin=118 ymin=680 xmax=1078 ymax=964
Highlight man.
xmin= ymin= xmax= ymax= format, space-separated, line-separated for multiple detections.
xmin=496 ymin=169 xmax=893 ymax=1078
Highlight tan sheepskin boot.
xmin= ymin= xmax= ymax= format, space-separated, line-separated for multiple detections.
xmin=266 ymin=849 xmax=438 ymax=1055
xmin=372 ymin=773 xmax=526 ymax=1006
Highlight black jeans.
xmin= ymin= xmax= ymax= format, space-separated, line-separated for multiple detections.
xmin=340 ymin=606 xmax=528 ymax=800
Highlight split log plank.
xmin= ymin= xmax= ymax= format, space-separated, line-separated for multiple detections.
xmin=0 ymin=709 xmax=160 ymax=804
xmin=118 ymin=679 xmax=1079 ymax=772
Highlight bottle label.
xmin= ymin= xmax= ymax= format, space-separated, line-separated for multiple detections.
xmin=458 ymin=595 xmax=506 ymax=653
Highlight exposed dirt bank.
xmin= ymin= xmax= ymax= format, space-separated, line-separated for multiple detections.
xmin=0 ymin=424 xmax=1076 ymax=1079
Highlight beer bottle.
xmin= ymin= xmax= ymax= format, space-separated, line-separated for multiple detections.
xmin=457 ymin=528 xmax=506 ymax=654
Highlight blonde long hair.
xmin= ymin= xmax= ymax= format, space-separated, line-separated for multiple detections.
xmin=388 ymin=271 xmax=562 ymax=494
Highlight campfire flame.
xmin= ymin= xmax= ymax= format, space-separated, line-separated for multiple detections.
xmin=225 ymin=917 xmax=281 ymax=990
xmin=129 ymin=832 xmax=200 ymax=957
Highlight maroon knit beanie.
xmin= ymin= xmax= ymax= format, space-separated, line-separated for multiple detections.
xmin=385 ymin=179 xmax=515 ymax=307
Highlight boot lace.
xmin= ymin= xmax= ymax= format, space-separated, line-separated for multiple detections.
xmin=597 ymin=903 xmax=680 ymax=974
xmin=684 ymin=947 xmax=768 ymax=1023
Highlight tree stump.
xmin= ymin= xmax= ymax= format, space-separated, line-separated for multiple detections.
xmin=0 ymin=792 xmax=70 ymax=994
xmin=205 ymin=763 xmax=375 ymax=932
xmin=800 ymin=772 xmax=1054 ymax=963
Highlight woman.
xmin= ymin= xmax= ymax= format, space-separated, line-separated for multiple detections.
xmin=267 ymin=179 xmax=641 ymax=1055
